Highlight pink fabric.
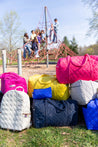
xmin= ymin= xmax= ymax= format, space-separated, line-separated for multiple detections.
xmin=0 ymin=72 xmax=27 ymax=94
xmin=56 ymin=54 xmax=98 ymax=84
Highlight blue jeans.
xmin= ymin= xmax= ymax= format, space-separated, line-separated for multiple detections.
xmin=23 ymin=44 xmax=31 ymax=58
xmin=53 ymin=30 xmax=57 ymax=43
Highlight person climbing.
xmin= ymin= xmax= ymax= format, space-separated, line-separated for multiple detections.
xmin=23 ymin=33 xmax=32 ymax=59
xmin=49 ymin=23 xmax=54 ymax=41
xmin=53 ymin=18 xmax=59 ymax=43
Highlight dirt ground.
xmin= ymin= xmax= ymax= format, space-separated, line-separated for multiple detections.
xmin=0 ymin=64 xmax=56 ymax=84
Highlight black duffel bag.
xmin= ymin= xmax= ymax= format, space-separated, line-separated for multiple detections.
xmin=32 ymin=98 xmax=78 ymax=128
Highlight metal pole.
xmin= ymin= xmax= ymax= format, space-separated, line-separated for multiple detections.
xmin=44 ymin=6 xmax=49 ymax=67
xmin=17 ymin=48 xmax=22 ymax=75
xmin=2 ymin=49 xmax=7 ymax=73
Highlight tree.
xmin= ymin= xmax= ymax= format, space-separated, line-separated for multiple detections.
xmin=63 ymin=36 xmax=78 ymax=54
xmin=88 ymin=11 xmax=98 ymax=37
xmin=69 ymin=37 xmax=78 ymax=54
xmin=82 ymin=0 xmax=98 ymax=38
xmin=63 ymin=36 xmax=70 ymax=47
xmin=0 ymin=11 xmax=23 ymax=51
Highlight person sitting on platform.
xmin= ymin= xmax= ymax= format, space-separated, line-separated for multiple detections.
xmin=32 ymin=37 xmax=39 ymax=58
xmin=23 ymin=33 xmax=32 ymax=59
xmin=37 ymin=32 xmax=41 ymax=50
xmin=30 ymin=30 xmax=36 ymax=41
xmin=41 ymin=30 xmax=46 ymax=43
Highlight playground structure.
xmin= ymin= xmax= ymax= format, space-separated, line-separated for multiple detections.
xmin=3 ymin=6 xmax=77 ymax=67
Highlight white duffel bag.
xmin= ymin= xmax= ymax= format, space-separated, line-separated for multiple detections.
xmin=70 ymin=80 xmax=98 ymax=105
xmin=0 ymin=90 xmax=31 ymax=131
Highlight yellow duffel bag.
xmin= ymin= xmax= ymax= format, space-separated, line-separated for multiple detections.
xmin=28 ymin=74 xmax=69 ymax=100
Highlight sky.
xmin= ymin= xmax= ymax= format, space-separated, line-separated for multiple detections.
xmin=0 ymin=0 xmax=97 ymax=47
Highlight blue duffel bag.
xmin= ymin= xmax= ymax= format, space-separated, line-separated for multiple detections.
xmin=83 ymin=98 xmax=98 ymax=130
xmin=32 ymin=98 xmax=78 ymax=128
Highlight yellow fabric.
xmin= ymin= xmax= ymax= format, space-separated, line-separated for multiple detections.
xmin=28 ymin=74 xmax=69 ymax=100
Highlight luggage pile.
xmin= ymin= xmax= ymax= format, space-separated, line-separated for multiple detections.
xmin=28 ymin=74 xmax=78 ymax=128
xmin=0 ymin=53 xmax=98 ymax=131
xmin=56 ymin=54 xmax=98 ymax=130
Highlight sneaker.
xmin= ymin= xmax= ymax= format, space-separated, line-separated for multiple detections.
xmin=35 ymin=55 xmax=39 ymax=58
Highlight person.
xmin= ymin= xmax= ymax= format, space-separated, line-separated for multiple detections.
xmin=32 ymin=37 xmax=39 ymax=58
xmin=23 ymin=33 xmax=32 ymax=59
xmin=41 ymin=30 xmax=46 ymax=43
xmin=30 ymin=30 xmax=36 ymax=41
xmin=37 ymin=32 xmax=41 ymax=50
xmin=49 ymin=23 xmax=54 ymax=41
xmin=53 ymin=18 xmax=59 ymax=43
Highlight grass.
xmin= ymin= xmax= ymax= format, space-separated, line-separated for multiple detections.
xmin=0 ymin=125 xmax=98 ymax=147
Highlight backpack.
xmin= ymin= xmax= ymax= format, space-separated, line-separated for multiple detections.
xmin=0 ymin=72 xmax=27 ymax=94
xmin=0 ymin=90 xmax=31 ymax=131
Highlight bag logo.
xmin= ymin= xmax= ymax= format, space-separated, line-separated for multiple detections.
xmin=10 ymin=84 xmax=16 ymax=88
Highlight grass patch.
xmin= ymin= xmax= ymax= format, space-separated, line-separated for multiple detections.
xmin=0 ymin=125 xmax=98 ymax=147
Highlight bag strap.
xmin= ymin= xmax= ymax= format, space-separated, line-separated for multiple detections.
xmin=47 ymin=99 xmax=65 ymax=111
xmin=38 ymin=74 xmax=56 ymax=85
xmin=70 ymin=54 xmax=89 ymax=67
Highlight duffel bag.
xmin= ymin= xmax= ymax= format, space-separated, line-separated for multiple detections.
xmin=70 ymin=80 xmax=98 ymax=105
xmin=28 ymin=74 xmax=69 ymax=100
xmin=56 ymin=54 xmax=98 ymax=84
xmin=83 ymin=98 xmax=98 ymax=130
xmin=32 ymin=98 xmax=78 ymax=128
xmin=0 ymin=72 xmax=27 ymax=94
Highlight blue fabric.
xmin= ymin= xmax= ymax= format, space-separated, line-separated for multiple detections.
xmin=83 ymin=98 xmax=98 ymax=130
xmin=32 ymin=87 xmax=52 ymax=99
xmin=32 ymin=98 xmax=78 ymax=128
xmin=23 ymin=44 xmax=31 ymax=58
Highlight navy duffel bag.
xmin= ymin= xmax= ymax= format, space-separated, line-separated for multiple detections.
xmin=32 ymin=98 xmax=78 ymax=128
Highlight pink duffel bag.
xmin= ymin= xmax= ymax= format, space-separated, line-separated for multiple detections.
xmin=0 ymin=72 xmax=27 ymax=94
xmin=56 ymin=54 xmax=98 ymax=84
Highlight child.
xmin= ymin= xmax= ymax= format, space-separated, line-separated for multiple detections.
xmin=49 ymin=24 xmax=54 ymax=41
xmin=30 ymin=30 xmax=36 ymax=41
xmin=23 ymin=33 xmax=32 ymax=59
xmin=53 ymin=18 xmax=59 ymax=43
xmin=41 ymin=30 xmax=46 ymax=43
xmin=37 ymin=32 xmax=41 ymax=50
xmin=32 ymin=37 xmax=39 ymax=58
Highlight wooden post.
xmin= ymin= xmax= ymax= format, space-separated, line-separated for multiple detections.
xmin=2 ymin=49 xmax=7 ymax=73
xmin=45 ymin=6 xmax=49 ymax=67
xmin=17 ymin=48 xmax=22 ymax=75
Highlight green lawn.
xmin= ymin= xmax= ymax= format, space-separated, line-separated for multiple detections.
xmin=0 ymin=125 xmax=98 ymax=147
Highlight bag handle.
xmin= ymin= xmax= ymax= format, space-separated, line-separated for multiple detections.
xmin=47 ymin=99 xmax=65 ymax=112
xmin=38 ymin=74 xmax=56 ymax=85
xmin=70 ymin=54 xmax=89 ymax=67
xmin=15 ymin=86 xmax=24 ymax=92
xmin=0 ymin=74 xmax=2 ymax=79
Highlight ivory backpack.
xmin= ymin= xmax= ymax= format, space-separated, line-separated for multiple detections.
xmin=0 ymin=90 xmax=31 ymax=131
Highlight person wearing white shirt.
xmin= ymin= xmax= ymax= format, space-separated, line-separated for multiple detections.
xmin=53 ymin=18 xmax=59 ymax=43
xmin=30 ymin=30 xmax=36 ymax=41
